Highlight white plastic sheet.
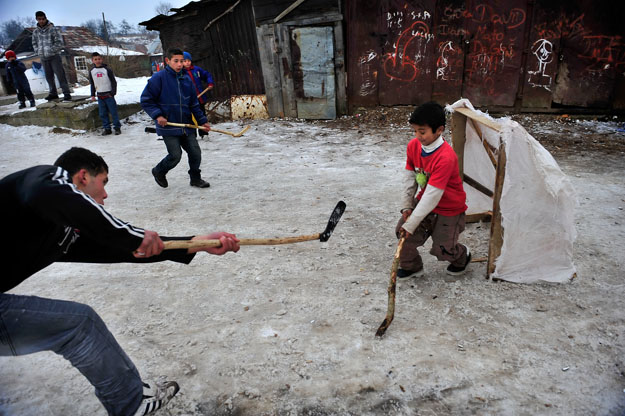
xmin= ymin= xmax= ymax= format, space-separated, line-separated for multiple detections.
xmin=448 ymin=99 xmax=578 ymax=283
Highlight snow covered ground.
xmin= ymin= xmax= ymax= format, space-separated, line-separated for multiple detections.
xmin=0 ymin=81 xmax=624 ymax=415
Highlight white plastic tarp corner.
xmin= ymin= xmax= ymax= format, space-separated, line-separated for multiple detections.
xmin=447 ymin=99 xmax=578 ymax=283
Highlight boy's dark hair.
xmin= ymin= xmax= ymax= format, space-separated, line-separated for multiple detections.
xmin=167 ymin=48 xmax=184 ymax=58
xmin=35 ymin=11 xmax=46 ymax=18
xmin=91 ymin=52 xmax=101 ymax=57
xmin=409 ymin=101 xmax=446 ymax=132
xmin=54 ymin=147 xmax=108 ymax=177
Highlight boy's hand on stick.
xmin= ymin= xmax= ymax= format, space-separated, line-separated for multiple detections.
xmin=190 ymin=232 xmax=240 ymax=255
xmin=133 ymin=230 xmax=165 ymax=258
xmin=401 ymin=209 xmax=412 ymax=221
xmin=157 ymin=116 xmax=168 ymax=126
xmin=201 ymin=123 xmax=211 ymax=132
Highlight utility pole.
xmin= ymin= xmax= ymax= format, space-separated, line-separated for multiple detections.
xmin=102 ymin=12 xmax=109 ymax=57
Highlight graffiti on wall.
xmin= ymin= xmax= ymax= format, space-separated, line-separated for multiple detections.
xmin=348 ymin=1 xmax=625 ymax=107
xmin=527 ymin=39 xmax=554 ymax=91
xmin=579 ymin=35 xmax=625 ymax=74
xmin=464 ymin=3 xmax=525 ymax=97
xmin=383 ymin=8 xmax=435 ymax=82
xmin=358 ymin=50 xmax=378 ymax=96
xmin=530 ymin=12 xmax=624 ymax=86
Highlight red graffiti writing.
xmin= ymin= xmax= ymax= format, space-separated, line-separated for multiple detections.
xmin=579 ymin=35 xmax=625 ymax=70
xmin=441 ymin=4 xmax=526 ymax=29
xmin=383 ymin=20 xmax=431 ymax=82
xmin=535 ymin=14 xmax=590 ymax=41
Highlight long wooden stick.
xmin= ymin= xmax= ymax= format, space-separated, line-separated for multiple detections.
xmin=375 ymin=236 xmax=406 ymax=337
xmin=197 ymin=85 xmax=212 ymax=99
xmin=164 ymin=234 xmax=320 ymax=250
xmin=166 ymin=122 xmax=249 ymax=137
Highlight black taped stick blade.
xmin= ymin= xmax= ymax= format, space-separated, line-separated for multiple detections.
xmin=320 ymin=201 xmax=346 ymax=242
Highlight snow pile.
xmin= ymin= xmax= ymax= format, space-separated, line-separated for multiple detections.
xmin=72 ymin=76 xmax=149 ymax=104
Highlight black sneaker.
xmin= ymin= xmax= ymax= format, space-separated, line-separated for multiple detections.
xmin=114 ymin=128 xmax=121 ymax=135
xmin=152 ymin=168 xmax=168 ymax=188
xmin=102 ymin=129 xmax=112 ymax=136
xmin=190 ymin=178 xmax=210 ymax=188
xmin=397 ymin=268 xmax=425 ymax=280
xmin=132 ymin=379 xmax=179 ymax=416
xmin=29 ymin=100 xmax=36 ymax=107
xmin=63 ymin=94 xmax=72 ymax=101
xmin=45 ymin=94 xmax=59 ymax=101
xmin=18 ymin=103 xmax=26 ymax=109
xmin=446 ymin=246 xmax=471 ymax=276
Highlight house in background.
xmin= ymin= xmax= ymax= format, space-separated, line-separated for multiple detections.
xmin=0 ymin=26 xmax=150 ymax=96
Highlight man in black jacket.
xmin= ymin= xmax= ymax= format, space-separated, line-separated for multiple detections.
xmin=0 ymin=147 xmax=239 ymax=416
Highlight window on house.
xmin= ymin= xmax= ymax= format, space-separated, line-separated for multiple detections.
xmin=74 ymin=56 xmax=88 ymax=71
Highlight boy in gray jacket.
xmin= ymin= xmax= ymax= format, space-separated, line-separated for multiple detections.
xmin=32 ymin=10 xmax=71 ymax=101
xmin=89 ymin=52 xmax=121 ymax=135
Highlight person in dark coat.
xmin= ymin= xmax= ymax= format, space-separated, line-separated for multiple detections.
xmin=0 ymin=146 xmax=240 ymax=415
xmin=141 ymin=48 xmax=212 ymax=189
xmin=4 ymin=50 xmax=36 ymax=109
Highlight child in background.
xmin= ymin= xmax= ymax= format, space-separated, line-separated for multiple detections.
xmin=182 ymin=51 xmax=214 ymax=136
xmin=4 ymin=50 xmax=36 ymax=109
xmin=89 ymin=52 xmax=121 ymax=135
xmin=396 ymin=101 xmax=471 ymax=279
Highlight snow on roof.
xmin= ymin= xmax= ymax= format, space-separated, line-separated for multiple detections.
xmin=73 ymin=45 xmax=144 ymax=56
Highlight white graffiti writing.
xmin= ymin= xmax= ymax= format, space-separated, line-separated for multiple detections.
xmin=527 ymin=39 xmax=553 ymax=91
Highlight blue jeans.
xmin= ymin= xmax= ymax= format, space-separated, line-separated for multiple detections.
xmin=155 ymin=134 xmax=202 ymax=180
xmin=0 ymin=293 xmax=143 ymax=415
xmin=98 ymin=96 xmax=121 ymax=130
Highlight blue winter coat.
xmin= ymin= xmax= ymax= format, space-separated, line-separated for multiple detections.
xmin=140 ymin=65 xmax=208 ymax=137
xmin=6 ymin=59 xmax=32 ymax=93
xmin=184 ymin=65 xmax=214 ymax=104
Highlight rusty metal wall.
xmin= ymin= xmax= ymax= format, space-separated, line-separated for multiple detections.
xmin=148 ymin=0 xmax=264 ymax=100
xmin=346 ymin=0 xmax=625 ymax=111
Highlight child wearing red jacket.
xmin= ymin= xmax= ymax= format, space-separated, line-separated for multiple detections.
xmin=396 ymin=101 xmax=471 ymax=279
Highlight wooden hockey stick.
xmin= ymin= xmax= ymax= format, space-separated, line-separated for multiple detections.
xmin=163 ymin=201 xmax=346 ymax=250
xmin=375 ymin=236 xmax=406 ymax=337
xmin=166 ymin=122 xmax=250 ymax=137
xmin=197 ymin=85 xmax=213 ymax=99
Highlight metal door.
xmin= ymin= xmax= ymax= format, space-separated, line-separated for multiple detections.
xmin=291 ymin=26 xmax=336 ymax=119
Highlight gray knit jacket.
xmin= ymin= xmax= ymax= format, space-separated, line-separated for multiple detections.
xmin=32 ymin=21 xmax=64 ymax=59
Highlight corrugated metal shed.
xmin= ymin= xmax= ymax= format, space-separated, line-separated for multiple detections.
xmin=140 ymin=0 xmax=264 ymax=101
xmin=345 ymin=0 xmax=625 ymax=111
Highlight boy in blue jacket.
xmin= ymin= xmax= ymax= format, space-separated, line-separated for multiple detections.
xmin=183 ymin=51 xmax=214 ymax=136
xmin=4 ymin=50 xmax=36 ymax=109
xmin=141 ymin=48 xmax=212 ymax=188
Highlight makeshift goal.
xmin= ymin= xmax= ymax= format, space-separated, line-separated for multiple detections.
xmin=447 ymin=99 xmax=577 ymax=283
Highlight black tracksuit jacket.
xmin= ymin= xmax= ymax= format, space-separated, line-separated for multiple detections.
xmin=0 ymin=165 xmax=194 ymax=293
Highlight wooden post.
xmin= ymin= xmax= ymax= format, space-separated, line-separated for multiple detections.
xmin=469 ymin=118 xmax=498 ymax=168
xmin=487 ymin=141 xmax=506 ymax=278
xmin=451 ymin=111 xmax=467 ymax=179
